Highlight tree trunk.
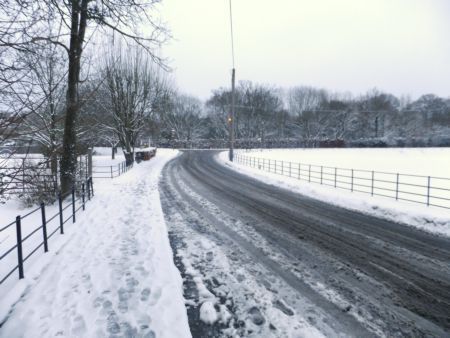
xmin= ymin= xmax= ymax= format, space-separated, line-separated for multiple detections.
xmin=60 ymin=50 xmax=79 ymax=193
xmin=124 ymin=152 xmax=134 ymax=166
xmin=60 ymin=0 xmax=87 ymax=194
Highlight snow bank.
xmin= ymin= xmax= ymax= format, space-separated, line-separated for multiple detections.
xmin=0 ymin=149 xmax=190 ymax=338
xmin=217 ymin=150 xmax=450 ymax=237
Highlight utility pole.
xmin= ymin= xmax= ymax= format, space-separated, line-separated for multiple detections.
xmin=229 ymin=68 xmax=235 ymax=161
xmin=228 ymin=0 xmax=236 ymax=161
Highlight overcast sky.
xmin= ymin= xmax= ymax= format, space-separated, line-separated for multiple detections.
xmin=159 ymin=0 xmax=450 ymax=100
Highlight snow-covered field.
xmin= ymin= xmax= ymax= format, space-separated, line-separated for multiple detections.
xmin=0 ymin=148 xmax=126 ymax=223
xmin=0 ymin=149 xmax=190 ymax=338
xmin=218 ymin=148 xmax=450 ymax=237
xmin=92 ymin=147 xmax=126 ymax=166
xmin=238 ymin=147 xmax=450 ymax=177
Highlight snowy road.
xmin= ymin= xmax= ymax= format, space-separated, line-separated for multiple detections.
xmin=160 ymin=150 xmax=450 ymax=337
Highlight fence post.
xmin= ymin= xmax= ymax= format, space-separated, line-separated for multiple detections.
xmin=320 ymin=166 xmax=323 ymax=184
xmin=82 ymin=183 xmax=85 ymax=211
xmin=281 ymin=161 xmax=284 ymax=175
xmin=110 ymin=166 xmax=113 ymax=178
xmin=41 ymin=203 xmax=48 ymax=252
xmin=334 ymin=168 xmax=337 ymax=188
xmin=88 ymin=148 xmax=93 ymax=179
xmin=396 ymin=173 xmax=399 ymax=200
xmin=118 ymin=163 xmax=121 ymax=176
xmin=308 ymin=165 xmax=311 ymax=182
xmin=298 ymin=163 xmax=301 ymax=180
xmin=15 ymin=216 xmax=24 ymax=279
xmin=427 ymin=176 xmax=430 ymax=206
xmin=22 ymin=158 xmax=25 ymax=193
xmin=289 ymin=162 xmax=292 ymax=177
xmin=371 ymin=171 xmax=374 ymax=196
xmin=72 ymin=187 xmax=76 ymax=223
xmin=58 ymin=193 xmax=64 ymax=234
xmin=351 ymin=169 xmax=354 ymax=192
xmin=79 ymin=158 xmax=82 ymax=181
xmin=91 ymin=177 xmax=94 ymax=197
xmin=85 ymin=156 xmax=88 ymax=180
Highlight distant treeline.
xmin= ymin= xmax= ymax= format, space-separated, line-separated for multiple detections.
xmin=150 ymin=82 xmax=450 ymax=149
xmin=155 ymin=135 xmax=450 ymax=150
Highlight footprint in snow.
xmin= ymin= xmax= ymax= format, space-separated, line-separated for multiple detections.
xmin=106 ymin=311 xmax=120 ymax=334
xmin=273 ymin=300 xmax=294 ymax=316
xmin=71 ymin=315 xmax=87 ymax=336
xmin=248 ymin=306 xmax=265 ymax=326
xmin=148 ymin=287 xmax=161 ymax=306
xmin=140 ymin=288 xmax=151 ymax=301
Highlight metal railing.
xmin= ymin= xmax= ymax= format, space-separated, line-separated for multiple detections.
xmin=0 ymin=177 xmax=94 ymax=284
xmin=0 ymin=155 xmax=88 ymax=196
xmin=234 ymin=153 xmax=450 ymax=209
xmin=92 ymin=161 xmax=133 ymax=179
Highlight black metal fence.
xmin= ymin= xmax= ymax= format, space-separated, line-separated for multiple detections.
xmin=92 ymin=161 xmax=133 ymax=179
xmin=234 ymin=153 xmax=450 ymax=209
xmin=0 ymin=178 xmax=94 ymax=284
xmin=0 ymin=155 xmax=88 ymax=196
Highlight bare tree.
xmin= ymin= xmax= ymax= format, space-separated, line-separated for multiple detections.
xmin=22 ymin=34 xmax=67 ymax=177
xmin=288 ymin=86 xmax=328 ymax=117
xmin=1 ymin=0 xmax=168 ymax=192
xmin=160 ymin=94 xmax=204 ymax=143
xmin=205 ymin=88 xmax=233 ymax=139
xmin=104 ymin=46 xmax=162 ymax=164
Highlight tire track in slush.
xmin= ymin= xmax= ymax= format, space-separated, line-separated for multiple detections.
xmin=162 ymin=150 xmax=450 ymax=337
xmin=161 ymin=156 xmax=373 ymax=337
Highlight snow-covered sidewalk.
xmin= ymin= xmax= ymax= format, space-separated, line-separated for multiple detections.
xmin=0 ymin=149 xmax=190 ymax=338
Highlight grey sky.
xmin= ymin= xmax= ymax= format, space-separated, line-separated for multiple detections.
xmin=160 ymin=0 xmax=450 ymax=100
